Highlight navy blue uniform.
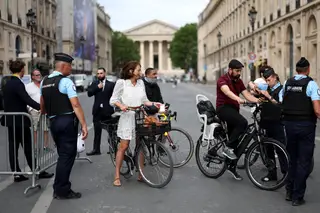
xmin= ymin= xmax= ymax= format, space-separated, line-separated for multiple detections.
xmin=279 ymin=73 xmax=319 ymax=203
xmin=41 ymin=66 xmax=79 ymax=197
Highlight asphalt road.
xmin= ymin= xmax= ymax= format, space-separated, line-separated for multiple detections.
xmin=0 ymin=82 xmax=319 ymax=213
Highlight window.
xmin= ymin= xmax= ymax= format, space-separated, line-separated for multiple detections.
xmin=8 ymin=32 xmax=12 ymax=47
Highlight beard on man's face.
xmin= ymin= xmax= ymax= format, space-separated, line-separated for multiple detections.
xmin=232 ymin=72 xmax=241 ymax=80
xmin=98 ymin=76 xmax=105 ymax=81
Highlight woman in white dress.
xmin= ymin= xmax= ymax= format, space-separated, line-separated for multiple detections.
xmin=110 ymin=61 xmax=160 ymax=186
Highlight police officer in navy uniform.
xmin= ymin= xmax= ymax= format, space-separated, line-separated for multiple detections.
xmin=258 ymin=68 xmax=287 ymax=182
xmin=279 ymin=57 xmax=320 ymax=206
xmin=40 ymin=53 xmax=88 ymax=200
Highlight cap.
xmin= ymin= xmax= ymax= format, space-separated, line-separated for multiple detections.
xmin=228 ymin=59 xmax=244 ymax=69
xmin=263 ymin=68 xmax=275 ymax=79
xmin=54 ymin=53 xmax=74 ymax=64
xmin=259 ymin=65 xmax=272 ymax=74
xmin=296 ymin=57 xmax=310 ymax=68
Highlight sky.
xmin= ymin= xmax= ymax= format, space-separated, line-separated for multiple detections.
xmin=98 ymin=0 xmax=210 ymax=31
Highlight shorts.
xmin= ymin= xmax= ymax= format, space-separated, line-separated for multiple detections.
xmin=29 ymin=109 xmax=49 ymax=131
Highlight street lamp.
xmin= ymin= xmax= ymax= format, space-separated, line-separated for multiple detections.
xmin=95 ymin=44 xmax=100 ymax=68
xmin=80 ymin=35 xmax=86 ymax=74
xmin=248 ymin=6 xmax=258 ymax=80
xmin=26 ymin=9 xmax=36 ymax=69
xmin=217 ymin=31 xmax=222 ymax=77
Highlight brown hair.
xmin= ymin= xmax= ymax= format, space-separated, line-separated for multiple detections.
xmin=120 ymin=61 xmax=140 ymax=80
xmin=9 ymin=60 xmax=26 ymax=74
xmin=296 ymin=66 xmax=309 ymax=73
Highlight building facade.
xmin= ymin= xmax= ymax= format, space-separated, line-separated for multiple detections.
xmin=0 ymin=0 xmax=57 ymax=75
xmin=198 ymin=0 xmax=320 ymax=84
xmin=96 ymin=3 xmax=112 ymax=73
xmin=123 ymin=20 xmax=181 ymax=75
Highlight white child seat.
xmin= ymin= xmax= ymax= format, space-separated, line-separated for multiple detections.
xmin=195 ymin=94 xmax=221 ymax=142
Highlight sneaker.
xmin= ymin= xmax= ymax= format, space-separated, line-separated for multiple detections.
xmin=227 ymin=166 xmax=243 ymax=181
xmin=222 ymin=147 xmax=237 ymax=160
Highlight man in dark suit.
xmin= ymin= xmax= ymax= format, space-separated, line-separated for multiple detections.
xmin=143 ymin=68 xmax=164 ymax=103
xmin=86 ymin=67 xmax=115 ymax=155
xmin=1 ymin=60 xmax=53 ymax=182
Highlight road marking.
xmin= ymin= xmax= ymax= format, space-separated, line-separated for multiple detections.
xmin=29 ymin=124 xmax=94 ymax=213
xmin=0 ymin=123 xmax=93 ymax=194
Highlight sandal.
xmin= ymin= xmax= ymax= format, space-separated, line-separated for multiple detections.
xmin=113 ymin=178 xmax=121 ymax=187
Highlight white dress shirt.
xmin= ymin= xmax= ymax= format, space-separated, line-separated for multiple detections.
xmin=25 ymin=82 xmax=41 ymax=111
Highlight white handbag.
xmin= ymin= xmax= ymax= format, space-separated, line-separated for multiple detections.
xmin=77 ymin=134 xmax=85 ymax=153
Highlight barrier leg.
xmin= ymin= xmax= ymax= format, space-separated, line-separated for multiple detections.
xmin=24 ymin=172 xmax=41 ymax=195
xmin=75 ymin=153 xmax=92 ymax=163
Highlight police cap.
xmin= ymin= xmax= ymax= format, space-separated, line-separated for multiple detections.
xmin=228 ymin=59 xmax=244 ymax=69
xmin=54 ymin=53 xmax=74 ymax=64
xmin=296 ymin=57 xmax=310 ymax=68
xmin=263 ymin=67 xmax=275 ymax=79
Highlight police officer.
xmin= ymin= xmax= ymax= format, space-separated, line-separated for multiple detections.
xmin=258 ymin=68 xmax=287 ymax=182
xmin=40 ymin=53 xmax=88 ymax=200
xmin=279 ymin=57 xmax=320 ymax=206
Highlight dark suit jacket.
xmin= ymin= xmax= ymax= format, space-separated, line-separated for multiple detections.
xmin=87 ymin=79 xmax=115 ymax=118
xmin=0 ymin=76 xmax=40 ymax=127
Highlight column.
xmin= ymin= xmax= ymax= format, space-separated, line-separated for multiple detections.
xmin=149 ymin=41 xmax=153 ymax=67
xmin=167 ymin=43 xmax=172 ymax=70
xmin=140 ymin=41 xmax=144 ymax=69
xmin=158 ymin=41 xmax=163 ymax=70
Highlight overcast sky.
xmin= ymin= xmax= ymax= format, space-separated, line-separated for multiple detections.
xmin=98 ymin=0 xmax=210 ymax=31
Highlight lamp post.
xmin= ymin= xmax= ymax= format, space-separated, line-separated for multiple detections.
xmin=80 ymin=35 xmax=85 ymax=74
xmin=26 ymin=9 xmax=36 ymax=69
xmin=95 ymin=44 xmax=100 ymax=68
xmin=217 ymin=31 xmax=222 ymax=77
xmin=248 ymin=6 xmax=258 ymax=80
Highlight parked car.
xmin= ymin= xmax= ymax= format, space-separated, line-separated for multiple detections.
xmin=106 ymin=75 xmax=118 ymax=82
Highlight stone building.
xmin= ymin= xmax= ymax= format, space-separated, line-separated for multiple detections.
xmin=96 ymin=3 xmax=112 ymax=73
xmin=0 ymin=0 xmax=57 ymax=75
xmin=123 ymin=19 xmax=181 ymax=75
xmin=198 ymin=0 xmax=320 ymax=84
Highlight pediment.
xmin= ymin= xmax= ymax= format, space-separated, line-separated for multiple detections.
xmin=123 ymin=20 xmax=178 ymax=35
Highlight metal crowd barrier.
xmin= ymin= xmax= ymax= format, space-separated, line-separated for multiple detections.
xmin=0 ymin=112 xmax=92 ymax=195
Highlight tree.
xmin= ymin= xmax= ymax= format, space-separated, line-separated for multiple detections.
xmin=169 ymin=23 xmax=197 ymax=75
xmin=112 ymin=31 xmax=140 ymax=73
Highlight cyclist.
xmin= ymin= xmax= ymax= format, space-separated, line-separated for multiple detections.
xmin=258 ymin=68 xmax=287 ymax=182
xmin=143 ymin=68 xmax=164 ymax=104
xmin=208 ymin=59 xmax=260 ymax=180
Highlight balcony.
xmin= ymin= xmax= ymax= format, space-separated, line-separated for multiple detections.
xmin=18 ymin=17 xmax=22 ymax=26
xmin=8 ymin=14 xmax=12 ymax=23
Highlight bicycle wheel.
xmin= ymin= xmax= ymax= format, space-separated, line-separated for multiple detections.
xmin=245 ymin=138 xmax=289 ymax=191
xmin=158 ymin=127 xmax=194 ymax=168
xmin=136 ymin=140 xmax=174 ymax=188
xmin=195 ymin=134 xmax=227 ymax=178
xmin=237 ymin=139 xmax=260 ymax=169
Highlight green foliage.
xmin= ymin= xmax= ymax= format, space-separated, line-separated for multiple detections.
xmin=112 ymin=31 xmax=140 ymax=72
xmin=169 ymin=23 xmax=197 ymax=73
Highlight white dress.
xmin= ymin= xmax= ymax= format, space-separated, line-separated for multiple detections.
xmin=109 ymin=79 xmax=149 ymax=140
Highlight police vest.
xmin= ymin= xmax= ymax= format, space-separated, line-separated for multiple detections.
xmin=42 ymin=75 xmax=73 ymax=117
xmin=282 ymin=76 xmax=316 ymax=123
xmin=260 ymin=85 xmax=283 ymax=125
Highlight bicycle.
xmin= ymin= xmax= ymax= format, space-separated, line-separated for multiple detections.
xmin=101 ymin=105 xmax=174 ymax=188
xmin=236 ymin=108 xmax=315 ymax=176
xmin=195 ymin=96 xmax=290 ymax=191
xmin=155 ymin=104 xmax=195 ymax=168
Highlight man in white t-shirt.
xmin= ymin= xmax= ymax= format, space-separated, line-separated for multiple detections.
xmin=25 ymin=70 xmax=49 ymax=149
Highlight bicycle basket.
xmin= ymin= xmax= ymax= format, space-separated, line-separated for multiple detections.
xmin=135 ymin=110 xmax=171 ymax=136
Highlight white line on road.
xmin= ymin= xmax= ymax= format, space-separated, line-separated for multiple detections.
xmin=29 ymin=124 xmax=93 ymax=213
